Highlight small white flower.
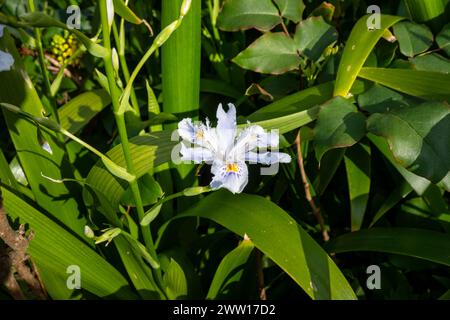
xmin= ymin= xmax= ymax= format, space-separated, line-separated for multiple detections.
xmin=0 ymin=24 xmax=14 ymax=72
xmin=177 ymin=103 xmax=291 ymax=194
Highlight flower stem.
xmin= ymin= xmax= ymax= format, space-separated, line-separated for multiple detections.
xmin=98 ymin=0 xmax=157 ymax=259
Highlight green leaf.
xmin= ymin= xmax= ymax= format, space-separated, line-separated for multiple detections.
xmin=233 ymin=32 xmax=301 ymax=75
xmin=207 ymin=238 xmax=254 ymax=299
xmin=169 ymin=190 xmax=357 ymax=300
xmin=410 ymin=53 xmax=450 ymax=74
xmin=58 ymin=89 xmax=111 ymax=135
xmin=294 ymin=16 xmax=338 ymax=61
xmin=344 ymin=142 xmax=371 ymax=231
xmin=368 ymin=134 xmax=432 ymax=195
xmin=404 ymin=0 xmax=450 ymax=33
xmin=1 ymin=186 xmax=134 ymax=299
xmin=164 ymin=258 xmax=188 ymax=299
xmin=121 ymin=174 xmax=163 ymax=207
xmin=357 ymin=84 xmax=411 ymax=114
xmin=393 ymin=21 xmax=433 ymax=57
xmin=334 ymin=14 xmax=404 ymax=97
xmin=367 ymin=101 xmax=450 ymax=187
xmin=313 ymin=149 xmax=346 ymax=196
xmin=113 ymin=0 xmax=143 ymax=24
xmin=274 ymin=0 xmax=305 ymax=23
xmin=217 ymin=0 xmax=281 ymax=32
xmin=113 ymin=235 xmax=162 ymax=299
xmin=358 ymin=67 xmax=450 ymax=101
xmin=437 ymin=23 xmax=450 ymax=56
xmin=327 ymin=228 xmax=450 ymax=266
xmin=369 ymin=179 xmax=413 ymax=227
xmin=141 ymin=203 xmax=163 ymax=226
xmin=314 ymin=97 xmax=366 ymax=162
xmin=0 ymin=30 xmax=86 ymax=237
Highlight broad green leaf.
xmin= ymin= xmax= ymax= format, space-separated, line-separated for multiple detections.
xmin=367 ymin=101 xmax=450 ymax=186
xmin=393 ymin=21 xmax=433 ymax=57
xmin=170 ymin=190 xmax=357 ymax=300
xmin=327 ymin=228 xmax=450 ymax=266
xmin=437 ymin=23 xmax=450 ymax=56
xmin=411 ymin=53 xmax=450 ymax=74
xmin=1 ymin=186 xmax=134 ymax=299
xmin=217 ymin=0 xmax=281 ymax=32
xmin=233 ymin=33 xmax=301 ymax=75
xmin=294 ymin=16 xmax=338 ymax=61
xmin=0 ymin=30 xmax=86 ymax=237
xmin=358 ymin=67 xmax=450 ymax=100
xmin=58 ymin=89 xmax=111 ymax=135
xmin=274 ymin=0 xmax=305 ymax=23
xmin=200 ymin=78 xmax=242 ymax=99
xmin=357 ymin=84 xmax=411 ymax=114
xmin=314 ymin=97 xmax=366 ymax=162
xmin=334 ymin=14 xmax=404 ymax=97
xmin=207 ymin=238 xmax=254 ymax=299
xmin=164 ymin=258 xmax=188 ymax=299
xmin=344 ymin=142 xmax=371 ymax=231
xmin=368 ymin=134 xmax=432 ymax=195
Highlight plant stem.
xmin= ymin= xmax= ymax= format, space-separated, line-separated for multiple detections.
xmin=98 ymin=0 xmax=157 ymax=258
xmin=295 ymin=132 xmax=329 ymax=242
xmin=112 ymin=21 xmax=140 ymax=114
xmin=27 ymin=0 xmax=58 ymax=123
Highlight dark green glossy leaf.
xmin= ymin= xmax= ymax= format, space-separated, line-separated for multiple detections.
xmin=217 ymin=0 xmax=281 ymax=32
xmin=367 ymin=101 xmax=450 ymax=187
xmin=393 ymin=21 xmax=433 ymax=57
xmin=314 ymin=97 xmax=366 ymax=162
xmin=274 ymin=0 xmax=305 ymax=23
xmin=233 ymin=33 xmax=300 ymax=75
xmin=294 ymin=16 xmax=338 ymax=61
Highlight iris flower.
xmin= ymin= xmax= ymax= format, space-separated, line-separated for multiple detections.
xmin=0 ymin=25 xmax=14 ymax=72
xmin=178 ymin=103 xmax=291 ymax=194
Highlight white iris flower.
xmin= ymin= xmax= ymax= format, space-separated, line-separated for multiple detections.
xmin=0 ymin=25 xmax=14 ymax=72
xmin=178 ymin=103 xmax=291 ymax=194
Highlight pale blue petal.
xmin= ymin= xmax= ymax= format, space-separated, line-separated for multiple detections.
xmin=180 ymin=143 xmax=214 ymax=164
xmin=210 ymin=160 xmax=248 ymax=194
xmin=0 ymin=50 xmax=14 ymax=72
xmin=245 ymin=151 xmax=291 ymax=165
xmin=216 ymin=103 xmax=237 ymax=152
xmin=178 ymin=118 xmax=196 ymax=143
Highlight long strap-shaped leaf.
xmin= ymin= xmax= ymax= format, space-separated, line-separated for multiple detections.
xmin=0 ymin=29 xmax=87 ymax=237
xmin=334 ymin=15 xmax=404 ymax=97
xmin=164 ymin=190 xmax=357 ymax=300
xmin=327 ymin=228 xmax=450 ymax=266
xmin=358 ymin=67 xmax=450 ymax=101
xmin=1 ymin=186 xmax=134 ymax=299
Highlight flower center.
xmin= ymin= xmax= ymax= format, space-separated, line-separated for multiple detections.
xmin=226 ymin=163 xmax=239 ymax=173
xmin=196 ymin=130 xmax=204 ymax=140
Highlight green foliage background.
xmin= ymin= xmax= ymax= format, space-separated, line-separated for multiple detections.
xmin=0 ymin=0 xmax=449 ymax=300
